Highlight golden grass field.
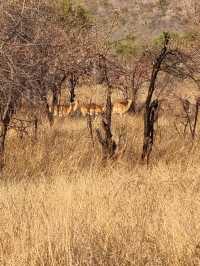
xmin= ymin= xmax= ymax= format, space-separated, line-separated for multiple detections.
xmin=1 ymin=84 xmax=200 ymax=265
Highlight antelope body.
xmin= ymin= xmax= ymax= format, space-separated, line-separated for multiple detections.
xmin=53 ymin=100 xmax=79 ymax=117
xmin=76 ymin=100 xmax=104 ymax=117
xmin=112 ymin=99 xmax=132 ymax=116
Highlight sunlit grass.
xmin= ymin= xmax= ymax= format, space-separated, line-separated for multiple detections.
xmin=1 ymin=111 xmax=200 ymax=265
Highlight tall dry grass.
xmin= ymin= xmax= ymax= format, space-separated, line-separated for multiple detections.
xmin=1 ymin=112 xmax=200 ymax=265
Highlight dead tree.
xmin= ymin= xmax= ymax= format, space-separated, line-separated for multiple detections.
xmin=0 ymin=1 xmax=68 ymax=168
xmin=68 ymin=72 xmax=79 ymax=103
xmin=141 ymin=32 xmax=170 ymax=162
xmin=0 ymin=98 xmax=16 ymax=169
xmin=141 ymin=99 xmax=159 ymax=163
xmin=48 ymin=69 xmax=67 ymax=124
xmin=96 ymin=91 xmax=117 ymax=160
xmin=193 ymin=98 xmax=200 ymax=139
xmin=141 ymin=31 xmax=193 ymax=162
xmin=96 ymin=55 xmax=117 ymax=160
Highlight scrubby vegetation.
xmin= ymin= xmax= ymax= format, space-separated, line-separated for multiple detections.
xmin=1 ymin=0 xmax=200 ymax=265
xmin=2 ymin=112 xmax=200 ymax=265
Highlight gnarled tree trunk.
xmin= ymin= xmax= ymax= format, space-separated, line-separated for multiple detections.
xmin=142 ymin=33 xmax=170 ymax=163
xmin=0 ymin=100 xmax=15 ymax=170
xmin=96 ymin=86 xmax=116 ymax=160
xmin=68 ymin=72 xmax=78 ymax=103
xmin=96 ymin=55 xmax=116 ymax=160
xmin=0 ymin=121 xmax=8 ymax=170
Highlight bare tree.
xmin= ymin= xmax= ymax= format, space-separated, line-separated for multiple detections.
xmin=53 ymin=4 xmax=96 ymax=106
xmin=0 ymin=0 xmax=69 ymax=167
xmin=141 ymin=32 xmax=191 ymax=163
xmin=96 ymin=55 xmax=117 ymax=160
xmin=141 ymin=33 xmax=169 ymax=163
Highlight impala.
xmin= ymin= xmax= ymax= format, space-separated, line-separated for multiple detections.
xmin=76 ymin=100 xmax=104 ymax=117
xmin=53 ymin=100 xmax=79 ymax=117
xmin=112 ymin=99 xmax=132 ymax=116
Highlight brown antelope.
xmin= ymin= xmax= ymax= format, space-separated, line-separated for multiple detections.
xmin=53 ymin=104 xmax=71 ymax=117
xmin=76 ymin=100 xmax=104 ymax=117
xmin=112 ymin=99 xmax=132 ymax=116
xmin=53 ymin=100 xmax=79 ymax=117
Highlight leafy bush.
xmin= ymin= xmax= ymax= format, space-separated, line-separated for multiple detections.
xmin=153 ymin=30 xmax=200 ymax=48
xmin=153 ymin=31 xmax=179 ymax=47
xmin=112 ymin=35 xmax=139 ymax=57
xmin=181 ymin=31 xmax=200 ymax=42
xmin=62 ymin=0 xmax=92 ymax=28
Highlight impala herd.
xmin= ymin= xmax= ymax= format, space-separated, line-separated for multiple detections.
xmin=53 ymin=99 xmax=133 ymax=118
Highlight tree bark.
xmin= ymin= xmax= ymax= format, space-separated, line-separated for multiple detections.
xmin=130 ymin=85 xmax=138 ymax=113
xmin=96 ymin=89 xmax=116 ymax=160
xmin=0 ymin=121 xmax=8 ymax=170
xmin=96 ymin=56 xmax=116 ymax=160
xmin=68 ymin=72 xmax=78 ymax=103
xmin=192 ymin=101 xmax=200 ymax=139
xmin=142 ymin=99 xmax=158 ymax=163
xmin=142 ymin=33 xmax=169 ymax=162
xmin=0 ymin=100 xmax=14 ymax=170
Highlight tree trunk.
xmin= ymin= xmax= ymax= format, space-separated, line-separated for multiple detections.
xmin=142 ymin=33 xmax=169 ymax=162
xmin=0 ymin=121 xmax=8 ymax=170
xmin=69 ymin=86 xmax=75 ymax=103
xmin=192 ymin=101 xmax=200 ymax=139
xmin=68 ymin=72 xmax=78 ymax=103
xmin=142 ymin=99 xmax=158 ymax=163
xmin=129 ymin=86 xmax=138 ymax=113
xmin=96 ymin=56 xmax=116 ymax=160
xmin=142 ymin=70 xmax=160 ymax=163
xmin=104 ymin=86 xmax=116 ymax=158
xmin=0 ymin=100 xmax=14 ymax=170
xmin=96 ymin=87 xmax=116 ymax=160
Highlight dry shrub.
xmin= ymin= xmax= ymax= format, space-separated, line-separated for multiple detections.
xmin=0 ymin=114 xmax=200 ymax=265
